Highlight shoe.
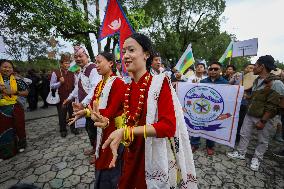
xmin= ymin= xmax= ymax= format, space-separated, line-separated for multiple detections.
xmin=206 ymin=147 xmax=214 ymax=156
xmin=84 ymin=149 xmax=95 ymax=156
xmin=60 ymin=132 xmax=67 ymax=138
xmin=272 ymin=150 xmax=284 ymax=158
xmin=19 ymin=148 xmax=25 ymax=153
xmin=227 ymin=151 xmax=245 ymax=160
xmin=250 ymin=157 xmax=260 ymax=171
xmin=191 ymin=146 xmax=199 ymax=153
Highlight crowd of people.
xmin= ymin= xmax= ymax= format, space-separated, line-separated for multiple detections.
xmin=1 ymin=33 xmax=284 ymax=188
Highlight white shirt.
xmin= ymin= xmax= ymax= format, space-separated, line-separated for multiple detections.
xmin=70 ymin=62 xmax=101 ymax=107
xmin=187 ymin=74 xmax=207 ymax=83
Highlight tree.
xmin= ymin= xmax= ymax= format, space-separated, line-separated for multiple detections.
xmin=122 ymin=0 xmax=248 ymax=66
xmin=0 ymin=0 xmax=101 ymax=60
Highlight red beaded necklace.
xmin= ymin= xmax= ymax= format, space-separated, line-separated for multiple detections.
xmin=123 ymin=73 xmax=151 ymax=127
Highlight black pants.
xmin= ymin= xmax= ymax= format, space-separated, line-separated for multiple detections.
xmin=94 ymin=145 xmax=124 ymax=189
xmin=40 ymin=91 xmax=49 ymax=107
xmin=56 ymin=103 xmax=75 ymax=134
xmin=85 ymin=117 xmax=97 ymax=148
xmin=236 ymin=104 xmax=248 ymax=143
xmin=27 ymin=93 xmax=38 ymax=110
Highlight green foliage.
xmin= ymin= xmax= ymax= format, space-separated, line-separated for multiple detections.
xmin=13 ymin=57 xmax=59 ymax=73
xmin=1 ymin=0 xmax=254 ymax=69
xmin=136 ymin=0 xmax=228 ymax=65
xmin=1 ymin=0 xmax=100 ymax=59
xmin=275 ymin=60 xmax=284 ymax=70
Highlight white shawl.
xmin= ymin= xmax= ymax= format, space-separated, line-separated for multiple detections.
xmin=145 ymin=73 xmax=198 ymax=189
xmin=95 ymin=76 xmax=119 ymax=159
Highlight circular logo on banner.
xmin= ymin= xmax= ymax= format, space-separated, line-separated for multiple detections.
xmin=184 ymin=86 xmax=224 ymax=123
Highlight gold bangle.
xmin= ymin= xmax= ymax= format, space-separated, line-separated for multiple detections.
xmin=144 ymin=124 xmax=147 ymax=139
xmin=85 ymin=108 xmax=91 ymax=117
xmin=131 ymin=127 xmax=134 ymax=142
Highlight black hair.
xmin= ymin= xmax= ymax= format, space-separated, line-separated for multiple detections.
xmin=226 ymin=64 xmax=236 ymax=71
xmin=243 ymin=63 xmax=254 ymax=69
xmin=196 ymin=63 xmax=206 ymax=69
xmin=0 ymin=59 xmax=14 ymax=69
xmin=98 ymin=51 xmax=117 ymax=74
xmin=257 ymin=55 xmax=276 ymax=72
xmin=128 ymin=33 xmax=154 ymax=72
xmin=153 ymin=51 xmax=161 ymax=58
xmin=209 ymin=61 xmax=222 ymax=68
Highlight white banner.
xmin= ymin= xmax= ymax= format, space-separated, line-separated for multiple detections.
xmin=232 ymin=38 xmax=258 ymax=57
xmin=176 ymin=82 xmax=244 ymax=147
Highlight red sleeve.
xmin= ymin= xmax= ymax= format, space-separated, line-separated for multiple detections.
xmin=152 ymin=78 xmax=176 ymax=138
xmin=99 ymin=78 xmax=126 ymax=119
xmin=90 ymin=86 xmax=98 ymax=108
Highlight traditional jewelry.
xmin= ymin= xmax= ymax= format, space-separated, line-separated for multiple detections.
xmin=144 ymin=124 xmax=147 ymax=139
xmin=121 ymin=73 xmax=151 ymax=147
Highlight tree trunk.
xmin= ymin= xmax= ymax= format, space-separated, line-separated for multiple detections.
xmin=95 ymin=0 xmax=101 ymax=53
xmin=84 ymin=34 xmax=95 ymax=61
xmin=104 ymin=37 xmax=111 ymax=52
xmin=82 ymin=0 xmax=94 ymax=60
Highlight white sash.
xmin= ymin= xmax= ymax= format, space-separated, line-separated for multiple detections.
xmin=95 ymin=76 xmax=119 ymax=159
xmin=145 ymin=73 xmax=198 ymax=189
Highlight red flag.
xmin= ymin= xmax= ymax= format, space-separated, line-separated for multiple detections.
xmin=99 ymin=0 xmax=134 ymax=75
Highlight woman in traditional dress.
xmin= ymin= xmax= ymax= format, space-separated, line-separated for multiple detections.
xmin=69 ymin=52 xmax=126 ymax=188
xmin=0 ymin=59 xmax=28 ymax=161
xmin=94 ymin=33 xmax=197 ymax=188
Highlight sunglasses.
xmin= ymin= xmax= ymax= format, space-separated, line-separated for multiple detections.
xmin=208 ymin=67 xmax=219 ymax=71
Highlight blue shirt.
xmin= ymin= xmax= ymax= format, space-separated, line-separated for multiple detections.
xmin=200 ymin=76 xmax=229 ymax=84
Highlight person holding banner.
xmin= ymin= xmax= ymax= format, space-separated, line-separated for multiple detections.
xmin=91 ymin=33 xmax=197 ymax=188
xmin=227 ymin=55 xmax=284 ymax=171
xmin=187 ymin=62 xmax=207 ymax=83
xmin=191 ymin=61 xmax=228 ymax=155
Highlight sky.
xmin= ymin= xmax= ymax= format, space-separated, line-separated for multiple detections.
xmin=221 ymin=0 xmax=284 ymax=63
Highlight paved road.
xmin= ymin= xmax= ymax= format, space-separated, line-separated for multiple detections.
xmin=0 ymin=107 xmax=283 ymax=189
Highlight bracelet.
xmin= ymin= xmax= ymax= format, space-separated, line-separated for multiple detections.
xmin=131 ymin=127 xmax=134 ymax=142
xmin=144 ymin=124 xmax=147 ymax=139
xmin=85 ymin=108 xmax=91 ymax=117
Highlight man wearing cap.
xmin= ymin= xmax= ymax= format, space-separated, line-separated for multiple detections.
xmin=227 ymin=55 xmax=284 ymax=171
xmin=150 ymin=52 xmax=162 ymax=75
xmin=50 ymin=53 xmax=78 ymax=137
xmin=66 ymin=46 xmax=101 ymax=155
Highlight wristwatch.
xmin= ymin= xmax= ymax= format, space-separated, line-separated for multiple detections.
xmin=260 ymin=119 xmax=267 ymax=124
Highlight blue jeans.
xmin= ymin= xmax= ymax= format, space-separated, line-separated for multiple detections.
xmin=191 ymin=137 xmax=215 ymax=149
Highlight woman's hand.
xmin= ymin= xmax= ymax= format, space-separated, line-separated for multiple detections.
xmin=72 ymin=102 xmax=84 ymax=112
xmin=102 ymin=128 xmax=124 ymax=168
xmin=68 ymin=109 xmax=86 ymax=126
xmin=91 ymin=101 xmax=109 ymax=129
